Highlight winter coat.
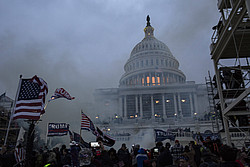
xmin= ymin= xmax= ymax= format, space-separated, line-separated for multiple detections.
xmin=118 ymin=148 xmax=130 ymax=167
xmin=157 ymin=149 xmax=173 ymax=167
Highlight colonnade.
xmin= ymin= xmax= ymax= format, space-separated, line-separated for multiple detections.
xmin=119 ymin=92 xmax=197 ymax=120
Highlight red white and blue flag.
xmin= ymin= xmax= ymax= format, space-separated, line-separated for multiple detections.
xmin=47 ymin=123 xmax=69 ymax=136
xmin=49 ymin=88 xmax=75 ymax=102
xmin=12 ymin=75 xmax=48 ymax=120
xmin=81 ymin=112 xmax=97 ymax=135
xmin=14 ymin=147 xmax=25 ymax=167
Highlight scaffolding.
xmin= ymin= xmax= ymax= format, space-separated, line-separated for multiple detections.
xmin=205 ymin=71 xmax=220 ymax=133
xmin=210 ymin=0 xmax=250 ymax=146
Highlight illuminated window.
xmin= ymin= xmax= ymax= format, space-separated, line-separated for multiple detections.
xmin=152 ymin=77 xmax=155 ymax=85
xmin=142 ymin=78 xmax=144 ymax=85
xmin=157 ymin=77 xmax=160 ymax=85
xmin=166 ymin=99 xmax=170 ymax=103
xmin=155 ymin=100 xmax=159 ymax=104
xmin=181 ymin=99 xmax=186 ymax=103
xmin=147 ymin=76 xmax=150 ymax=84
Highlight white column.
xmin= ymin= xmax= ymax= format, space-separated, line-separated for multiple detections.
xmin=118 ymin=96 xmax=123 ymax=117
xmin=178 ymin=93 xmax=183 ymax=118
xmin=135 ymin=95 xmax=138 ymax=115
xmin=193 ymin=93 xmax=198 ymax=115
xmin=124 ymin=95 xmax=127 ymax=119
xmin=162 ymin=94 xmax=167 ymax=119
xmin=151 ymin=94 xmax=155 ymax=120
xmin=149 ymin=73 xmax=152 ymax=86
xmin=173 ymin=93 xmax=178 ymax=116
xmin=140 ymin=95 xmax=143 ymax=118
xmin=189 ymin=93 xmax=194 ymax=117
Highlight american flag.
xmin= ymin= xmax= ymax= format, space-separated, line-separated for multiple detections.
xmin=81 ymin=112 xmax=96 ymax=134
xmin=12 ymin=75 xmax=48 ymax=120
xmin=14 ymin=147 xmax=25 ymax=167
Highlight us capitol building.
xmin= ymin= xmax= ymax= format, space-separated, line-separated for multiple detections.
xmin=93 ymin=16 xmax=220 ymax=147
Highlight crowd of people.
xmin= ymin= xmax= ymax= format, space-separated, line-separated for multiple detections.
xmin=0 ymin=136 xmax=250 ymax=167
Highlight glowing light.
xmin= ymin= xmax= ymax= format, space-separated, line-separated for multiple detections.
xmin=107 ymin=128 xmax=110 ymax=131
xmin=147 ymin=76 xmax=150 ymax=84
xmin=152 ymin=77 xmax=155 ymax=84
xmin=115 ymin=116 xmax=118 ymax=118
xmin=135 ymin=115 xmax=138 ymax=118
xmin=142 ymin=78 xmax=144 ymax=85
xmin=174 ymin=113 xmax=177 ymax=116
xmin=155 ymin=100 xmax=159 ymax=104
xmin=130 ymin=115 xmax=134 ymax=118
xmin=166 ymin=99 xmax=170 ymax=103
xmin=157 ymin=77 xmax=160 ymax=85
xmin=155 ymin=114 xmax=157 ymax=117
xmin=96 ymin=116 xmax=99 ymax=119
xmin=194 ymin=112 xmax=197 ymax=115
xmin=181 ymin=99 xmax=186 ymax=103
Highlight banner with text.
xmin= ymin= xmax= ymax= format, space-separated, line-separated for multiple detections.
xmin=47 ymin=123 xmax=69 ymax=136
xmin=154 ymin=129 xmax=176 ymax=142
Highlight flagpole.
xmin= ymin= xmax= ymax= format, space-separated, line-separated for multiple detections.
xmin=4 ymin=75 xmax=22 ymax=145
xmin=80 ymin=109 xmax=82 ymax=137
xmin=46 ymin=123 xmax=48 ymax=147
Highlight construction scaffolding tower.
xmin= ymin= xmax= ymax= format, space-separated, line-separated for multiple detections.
xmin=210 ymin=0 xmax=250 ymax=146
xmin=205 ymin=71 xmax=220 ymax=133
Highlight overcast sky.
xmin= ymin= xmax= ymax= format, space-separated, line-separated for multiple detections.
xmin=0 ymin=0 xmax=220 ymax=133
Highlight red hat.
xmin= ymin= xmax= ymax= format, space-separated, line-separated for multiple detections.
xmin=175 ymin=140 xmax=179 ymax=143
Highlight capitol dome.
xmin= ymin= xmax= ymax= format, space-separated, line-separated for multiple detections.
xmin=119 ymin=16 xmax=186 ymax=88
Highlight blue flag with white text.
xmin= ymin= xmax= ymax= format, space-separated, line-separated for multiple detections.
xmin=154 ymin=129 xmax=176 ymax=142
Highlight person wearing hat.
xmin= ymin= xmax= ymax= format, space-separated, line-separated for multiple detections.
xmin=171 ymin=140 xmax=183 ymax=164
xmin=136 ymin=148 xmax=148 ymax=167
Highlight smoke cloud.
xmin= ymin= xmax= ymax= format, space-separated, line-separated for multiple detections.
xmin=0 ymin=0 xmax=219 ymax=146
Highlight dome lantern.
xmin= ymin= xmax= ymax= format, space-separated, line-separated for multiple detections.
xmin=144 ymin=15 xmax=154 ymax=38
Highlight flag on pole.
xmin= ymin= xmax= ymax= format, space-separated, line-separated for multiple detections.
xmin=47 ymin=123 xmax=69 ymax=136
xmin=96 ymin=127 xmax=115 ymax=147
xmin=14 ymin=146 xmax=26 ymax=167
xmin=81 ymin=112 xmax=97 ymax=135
xmin=69 ymin=130 xmax=74 ymax=142
xmin=16 ymin=127 xmax=26 ymax=147
xmin=12 ymin=75 xmax=48 ymax=120
xmin=154 ymin=129 xmax=176 ymax=142
xmin=49 ymin=88 xmax=75 ymax=102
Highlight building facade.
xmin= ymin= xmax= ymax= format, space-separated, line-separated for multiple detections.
xmin=94 ymin=16 xmax=209 ymax=124
xmin=93 ymin=16 xmax=217 ymax=148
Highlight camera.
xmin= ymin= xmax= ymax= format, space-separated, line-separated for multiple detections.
xmin=153 ymin=148 xmax=159 ymax=153
xmin=90 ymin=142 xmax=100 ymax=148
